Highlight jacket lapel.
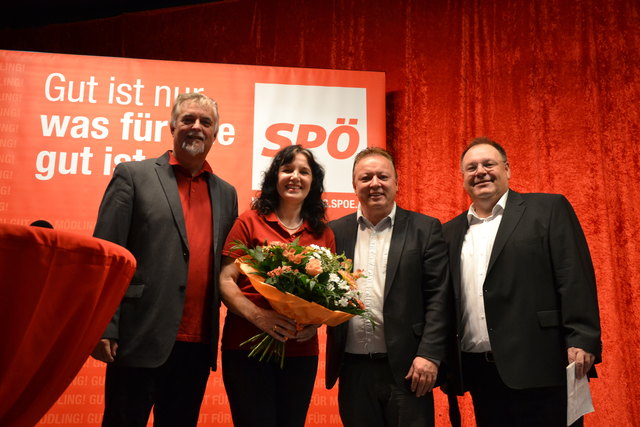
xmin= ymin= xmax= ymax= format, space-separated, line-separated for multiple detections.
xmin=449 ymin=213 xmax=469 ymax=300
xmin=338 ymin=214 xmax=359 ymax=262
xmin=384 ymin=207 xmax=408 ymax=299
xmin=207 ymin=173 xmax=221 ymax=251
xmin=155 ymin=153 xmax=189 ymax=250
xmin=487 ymin=190 xmax=525 ymax=274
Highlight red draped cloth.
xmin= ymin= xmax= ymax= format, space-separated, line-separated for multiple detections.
xmin=0 ymin=224 xmax=136 ymax=427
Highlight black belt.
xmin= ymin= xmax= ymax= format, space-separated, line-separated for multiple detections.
xmin=344 ymin=352 xmax=388 ymax=361
xmin=462 ymin=351 xmax=495 ymax=363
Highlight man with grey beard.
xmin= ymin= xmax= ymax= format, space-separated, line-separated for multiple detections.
xmin=91 ymin=93 xmax=238 ymax=427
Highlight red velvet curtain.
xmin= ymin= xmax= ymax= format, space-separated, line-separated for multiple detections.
xmin=2 ymin=0 xmax=639 ymax=425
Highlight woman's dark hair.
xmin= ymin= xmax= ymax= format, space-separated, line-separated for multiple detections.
xmin=252 ymin=145 xmax=327 ymax=235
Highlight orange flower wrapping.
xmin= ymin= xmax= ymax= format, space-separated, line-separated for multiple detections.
xmin=236 ymin=259 xmax=354 ymax=327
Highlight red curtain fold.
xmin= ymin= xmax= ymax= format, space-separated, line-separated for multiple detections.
xmin=1 ymin=0 xmax=639 ymax=425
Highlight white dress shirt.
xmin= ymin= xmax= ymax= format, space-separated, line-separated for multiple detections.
xmin=344 ymin=204 xmax=396 ymax=354
xmin=460 ymin=191 xmax=509 ymax=353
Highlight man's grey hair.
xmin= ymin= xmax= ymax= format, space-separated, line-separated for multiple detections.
xmin=170 ymin=93 xmax=219 ymax=136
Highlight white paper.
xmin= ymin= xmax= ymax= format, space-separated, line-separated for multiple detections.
xmin=566 ymin=361 xmax=595 ymax=425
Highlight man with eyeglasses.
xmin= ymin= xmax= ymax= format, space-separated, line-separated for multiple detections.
xmin=442 ymin=137 xmax=602 ymax=426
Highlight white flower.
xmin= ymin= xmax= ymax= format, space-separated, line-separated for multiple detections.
xmin=337 ymin=280 xmax=350 ymax=291
xmin=344 ymin=289 xmax=361 ymax=300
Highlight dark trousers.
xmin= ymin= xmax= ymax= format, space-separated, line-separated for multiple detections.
xmin=461 ymin=352 xmax=583 ymax=427
xmin=102 ymin=341 xmax=211 ymax=427
xmin=221 ymin=350 xmax=318 ymax=427
xmin=338 ymin=354 xmax=435 ymax=427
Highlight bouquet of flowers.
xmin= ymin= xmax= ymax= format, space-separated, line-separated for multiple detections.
xmin=232 ymin=238 xmax=371 ymax=368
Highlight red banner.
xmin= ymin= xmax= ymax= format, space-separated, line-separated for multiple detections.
xmin=0 ymin=50 xmax=386 ymax=426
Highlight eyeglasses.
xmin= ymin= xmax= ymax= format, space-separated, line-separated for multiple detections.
xmin=462 ymin=160 xmax=507 ymax=174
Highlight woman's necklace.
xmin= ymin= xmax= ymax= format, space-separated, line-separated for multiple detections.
xmin=277 ymin=214 xmax=303 ymax=230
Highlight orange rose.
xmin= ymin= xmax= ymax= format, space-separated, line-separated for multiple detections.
xmin=305 ymin=258 xmax=323 ymax=276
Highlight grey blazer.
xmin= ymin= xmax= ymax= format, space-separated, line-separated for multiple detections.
xmin=94 ymin=152 xmax=238 ymax=369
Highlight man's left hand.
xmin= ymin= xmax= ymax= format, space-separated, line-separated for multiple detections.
xmin=567 ymin=347 xmax=595 ymax=379
xmin=404 ymin=356 xmax=438 ymax=397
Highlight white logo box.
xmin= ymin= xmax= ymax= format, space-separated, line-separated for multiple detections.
xmin=252 ymin=83 xmax=368 ymax=193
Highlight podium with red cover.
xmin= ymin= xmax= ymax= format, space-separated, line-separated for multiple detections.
xmin=0 ymin=224 xmax=136 ymax=427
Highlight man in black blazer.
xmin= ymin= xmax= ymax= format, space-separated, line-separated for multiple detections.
xmin=442 ymin=137 xmax=601 ymax=426
xmin=91 ymin=93 xmax=238 ymax=426
xmin=326 ymin=147 xmax=450 ymax=427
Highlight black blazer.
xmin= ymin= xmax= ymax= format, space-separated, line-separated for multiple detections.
xmin=442 ymin=190 xmax=601 ymax=390
xmin=94 ymin=152 xmax=238 ymax=369
xmin=325 ymin=206 xmax=450 ymax=390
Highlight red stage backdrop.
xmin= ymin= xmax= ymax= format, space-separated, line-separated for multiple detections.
xmin=0 ymin=0 xmax=639 ymax=425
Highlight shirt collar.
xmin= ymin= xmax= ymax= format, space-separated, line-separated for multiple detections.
xmin=168 ymin=150 xmax=212 ymax=177
xmin=467 ymin=190 xmax=509 ymax=224
xmin=357 ymin=203 xmax=396 ymax=230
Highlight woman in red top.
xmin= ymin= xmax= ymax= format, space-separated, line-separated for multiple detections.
xmin=220 ymin=145 xmax=336 ymax=427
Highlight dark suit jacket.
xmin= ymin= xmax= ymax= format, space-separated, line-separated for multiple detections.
xmin=93 ymin=152 xmax=238 ymax=369
xmin=442 ymin=190 xmax=601 ymax=390
xmin=325 ymin=206 xmax=450 ymax=391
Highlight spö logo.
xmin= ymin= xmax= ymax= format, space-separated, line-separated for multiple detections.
xmin=253 ymin=83 xmax=367 ymax=193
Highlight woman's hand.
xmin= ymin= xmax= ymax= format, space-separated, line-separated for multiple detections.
xmin=253 ymin=307 xmax=298 ymax=342
xmin=294 ymin=324 xmax=320 ymax=342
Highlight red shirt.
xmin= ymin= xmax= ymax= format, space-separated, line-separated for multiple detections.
xmin=169 ymin=151 xmax=214 ymax=343
xmin=221 ymin=209 xmax=336 ymax=356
